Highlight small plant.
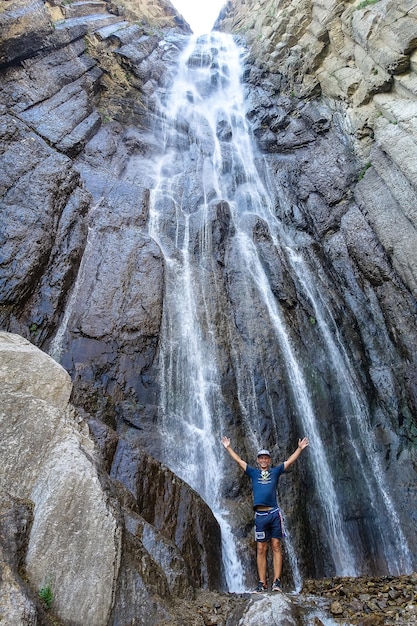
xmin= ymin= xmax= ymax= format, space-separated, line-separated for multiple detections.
xmin=356 ymin=0 xmax=380 ymax=10
xmin=358 ymin=162 xmax=372 ymax=180
xmin=29 ymin=322 xmax=40 ymax=335
xmin=38 ymin=584 xmax=53 ymax=610
xmin=98 ymin=109 xmax=111 ymax=123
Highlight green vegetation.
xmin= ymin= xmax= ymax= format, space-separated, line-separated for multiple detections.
xmin=356 ymin=0 xmax=380 ymax=10
xmin=98 ymin=109 xmax=111 ymax=123
xmin=84 ymin=34 xmax=93 ymax=54
xmin=38 ymin=584 xmax=53 ymax=610
xmin=358 ymin=162 xmax=372 ymax=180
xmin=29 ymin=323 xmax=40 ymax=336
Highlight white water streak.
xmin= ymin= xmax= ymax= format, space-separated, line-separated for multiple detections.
xmin=49 ymin=219 xmax=99 ymax=361
xmin=149 ymin=36 xmax=247 ymax=589
xmin=287 ymin=249 xmax=413 ymax=573
xmin=148 ymin=30 xmax=411 ymax=589
xmin=234 ymin=231 xmax=356 ymax=575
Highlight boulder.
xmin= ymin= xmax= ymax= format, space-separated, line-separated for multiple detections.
xmin=238 ymin=593 xmax=299 ymax=625
xmin=0 ymin=332 xmax=223 ymax=624
xmin=111 ymin=437 xmax=224 ymax=590
xmin=0 ymin=332 xmax=122 ymax=625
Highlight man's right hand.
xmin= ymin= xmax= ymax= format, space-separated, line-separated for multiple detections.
xmin=221 ymin=437 xmax=247 ymax=470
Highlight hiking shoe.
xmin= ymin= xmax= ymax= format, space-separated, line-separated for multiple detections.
xmin=253 ymin=581 xmax=268 ymax=593
xmin=271 ymin=578 xmax=282 ymax=592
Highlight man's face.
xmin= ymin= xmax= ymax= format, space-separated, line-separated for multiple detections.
xmin=257 ymin=454 xmax=271 ymax=470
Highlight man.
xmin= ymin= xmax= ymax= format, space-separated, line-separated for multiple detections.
xmin=221 ymin=435 xmax=309 ymax=593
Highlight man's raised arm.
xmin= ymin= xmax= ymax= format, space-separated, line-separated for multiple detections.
xmin=283 ymin=437 xmax=309 ymax=470
xmin=221 ymin=436 xmax=247 ymax=471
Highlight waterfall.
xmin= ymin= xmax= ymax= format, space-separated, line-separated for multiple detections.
xmin=286 ymin=249 xmax=413 ymax=574
xmin=149 ymin=34 xmax=250 ymax=591
xmin=148 ymin=32 xmax=411 ymax=589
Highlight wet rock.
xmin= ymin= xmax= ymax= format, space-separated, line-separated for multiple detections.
xmin=0 ymin=113 xmax=90 ymax=340
xmin=87 ymin=415 xmax=119 ymax=472
xmin=1 ymin=39 xmax=97 ymax=114
xmin=135 ymin=514 xmax=195 ymax=599
xmin=238 ymin=593 xmax=299 ymax=625
xmin=57 ymin=224 xmax=164 ymax=430
xmin=111 ymin=437 xmax=223 ymax=590
xmin=18 ymin=69 xmax=103 ymax=155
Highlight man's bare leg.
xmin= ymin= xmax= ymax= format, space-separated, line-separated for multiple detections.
xmin=271 ymin=538 xmax=282 ymax=581
xmin=256 ymin=541 xmax=268 ymax=584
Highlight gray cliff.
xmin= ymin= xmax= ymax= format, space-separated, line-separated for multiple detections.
xmin=1 ymin=0 xmax=417 ymax=624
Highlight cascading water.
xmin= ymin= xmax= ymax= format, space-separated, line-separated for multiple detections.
xmin=149 ymin=33 xmax=251 ymax=591
xmin=148 ymin=31 xmax=412 ymax=590
xmin=286 ymin=248 xmax=413 ymax=574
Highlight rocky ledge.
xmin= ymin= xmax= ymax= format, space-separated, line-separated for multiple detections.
xmin=146 ymin=573 xmax=417 ymax=625
xmin=302 ymin=573 xmax=417 ymax=625
xmin=102 ymin=573 xmax=417 ymax=625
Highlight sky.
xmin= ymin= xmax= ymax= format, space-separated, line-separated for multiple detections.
xmin=171 ymin=0 xmax=227 ymax=35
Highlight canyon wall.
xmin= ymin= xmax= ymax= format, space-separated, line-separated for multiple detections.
xmin=1 ymin=0 xmax=417 ymax=623
xmin=0 ymin=3 xmax=224 ymax=623
xmin=213 ymin=0 xmax=417 ymax=576
xmin=216 ymin=0 xmax=417 ymax=297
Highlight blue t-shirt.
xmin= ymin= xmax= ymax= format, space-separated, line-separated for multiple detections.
xmin=245 ymin=464 xmax=285 ymax=509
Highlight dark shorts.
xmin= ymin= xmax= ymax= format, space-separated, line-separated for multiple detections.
xmin=254 ymin=508 xmax=285 ymax=542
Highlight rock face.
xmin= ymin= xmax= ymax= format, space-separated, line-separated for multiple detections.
xmin=0 ymin=332 xmax=222 ymax=625
xmin=1 ymin=0 xmax=417 ymax=621
xmin=215 ymin=0 xmax=417 ymax=300
xmin=212 ymin=0 xmax=417 ymax=579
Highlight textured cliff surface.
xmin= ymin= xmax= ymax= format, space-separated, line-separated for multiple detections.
xmin=1 ymin=0 xmax=417 ymax=621
xmin=212 ymin=0 xmax=417 ymax=577
xmin=216 ymin=0 xmax=417 ymax=299
xmin=0 ymin=332 xmax=222 ymax=624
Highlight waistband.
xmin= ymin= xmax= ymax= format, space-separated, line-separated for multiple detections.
xmin=255 ymin=507 xmax=279 ymax=516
